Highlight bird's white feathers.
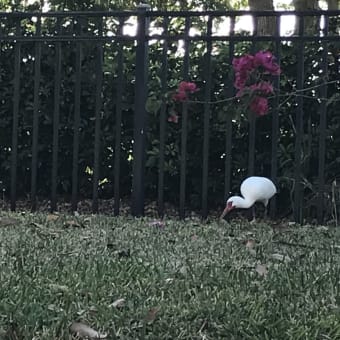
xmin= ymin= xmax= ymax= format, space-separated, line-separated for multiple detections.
xmin=240 ymin=176 xmax=276 ymax=206
xmin=226 ymin=176 xmax=276 ymax=210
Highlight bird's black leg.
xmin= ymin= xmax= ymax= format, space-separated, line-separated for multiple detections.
xmin=250 ymin=205 xmax=256 ymax=224
xmin=264 ymin=205 xmax=268 ymax=219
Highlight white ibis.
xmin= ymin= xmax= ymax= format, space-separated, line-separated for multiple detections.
xmin=220 ymin=176 xmax=277 ymax=221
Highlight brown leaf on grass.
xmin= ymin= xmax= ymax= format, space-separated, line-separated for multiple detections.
xmin=255 ymin=264 xmax=268 ymax=277
xmin=30 ymin=222 xmax=59 ymax=238
xmin=0 ymin=217 xmax=20 ymax=227
xmin=3 ymin=322 xmax=21 ymax=340
xmin=191 ymin=234 xmax=198 ymax=241
xmin=148 ymin=220 xmax=165 ymax=228
xmin=46 ymin=214 xmax=60 ymax=222
xmin=271 ymin=253 xmax=292 ymax=262
xmin=144 ymin=307 xmax=160 ymax=324
xmin=63 ymin=219 xmax=84 ymax=228
xmin=110 ymin=298 xmax=125 ymax=308
xmin=48 ymin=283 xmax=70 ymax=293
xmin=117 ymin=249 xmax=131 ymax=258
xmin=245 ymin=239 xmax=256 ymax=255
xmin=69 ymin=322 xmax=107 ymax=339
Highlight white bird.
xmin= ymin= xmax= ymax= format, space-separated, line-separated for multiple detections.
xmin=220 ymin=176 xmax=277 ymax=221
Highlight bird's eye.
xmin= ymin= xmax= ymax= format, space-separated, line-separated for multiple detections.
xmin=227 ymin=201 xmax=233 ymax=209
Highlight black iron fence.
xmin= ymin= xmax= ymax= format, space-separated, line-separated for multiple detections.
xmin=0 ymin=8 xmax=339 ymax=222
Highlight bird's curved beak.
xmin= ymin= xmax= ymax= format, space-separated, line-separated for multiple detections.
xmin=220 ymin=205 xmax=232 ymax=220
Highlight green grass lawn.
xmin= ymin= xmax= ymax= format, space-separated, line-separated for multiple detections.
xmin=1 ymin=212 xmax=340 ymax=339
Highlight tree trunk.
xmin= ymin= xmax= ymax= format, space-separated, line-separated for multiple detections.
xmin=293 ymin=0 xmax=319 ymax=35
xmin=248 ymin=0 xmax=276 ymax=36
xmin=327 ymin=0 xmax=339 ymax=10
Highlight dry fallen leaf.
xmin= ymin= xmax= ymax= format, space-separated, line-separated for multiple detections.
xmin=69 ymin=322 xmax=107 ymax=339
xmin=64 ymin=219 xmax=83 ymax=228
xmin=0 ymin=217 xmax=19 ymax=227
xmin=144 ymin=307 xmax=160 ymax=324
xmin=245 ymin=239 xmax=256 ymax=255
xmin=46 ymin=214 xmax=60 ymax=222
xmin=110 ymin=298 xmax=125 ymax=308
xmin=48 ymin=283 xmax=70 ymax=293
xmin=148 ymin=220 xmax=165 ymax=228
xmin=191 ymin=234 xmax=198 ymax=241
xmin=255 ymin=264 xmax=268 ymax=277
xmin=30 ymin=222 xmax=59 ymax=238
xmin=271 ymin=253 xmax=292 ymax=262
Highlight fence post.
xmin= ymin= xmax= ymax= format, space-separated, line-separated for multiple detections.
xmin=131 ymin=3 xmax=150 ymax=216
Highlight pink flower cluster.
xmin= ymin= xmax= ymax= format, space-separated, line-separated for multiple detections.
xmin=169 ymin=81 xmax=198 ymax=123
xmin=233 ymin=50 xmax=280 ymax=116
xmin=172 ymin=81 xmax=198 ymax=102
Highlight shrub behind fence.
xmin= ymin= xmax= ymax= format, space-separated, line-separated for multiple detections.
xmin=0 ymin=8 xmax=339 ymax=222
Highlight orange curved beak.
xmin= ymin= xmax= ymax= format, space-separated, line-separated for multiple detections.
xmin=220 ymin=204 xmax=232 ymax=219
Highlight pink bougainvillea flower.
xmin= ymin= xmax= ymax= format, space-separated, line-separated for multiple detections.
xmin=250 ymin=81 xmax=274 ymax=95
xmin=173 ymin=81 xmax=198 ymax=103
xmin=232 ymin=55 xmax=256 ymax=90
xmin=236 ymin=89 xmax=244 ymax=97
xmin=168 ymin=114 xmax=179 ymax=123
xmin=178 ymin=81 xmax=198 ymax=93
xmin=250 ymin=96 xmax=269 ymax=116
xmin=172 ymin=91 xmax=188 ymax=102
xmin=254 ymin=51 xmax=281 ymax=75
xmin=232 ymin=54 xmax=255 ymax=73
xmin=234 ymin=72 xmax=248 ymax=90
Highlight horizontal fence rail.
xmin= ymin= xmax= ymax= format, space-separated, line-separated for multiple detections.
xmin=0 ymin=9 xmax=339 ymax=223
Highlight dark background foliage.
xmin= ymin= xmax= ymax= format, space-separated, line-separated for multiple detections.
xmin=0 ymin=1 xmax=339 ymax=220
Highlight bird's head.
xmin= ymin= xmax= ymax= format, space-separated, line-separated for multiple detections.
xmin=220 ymin=196 xmax=243 ymax=219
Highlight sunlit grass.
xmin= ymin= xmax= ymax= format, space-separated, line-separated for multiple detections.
xmin=1 ymin=212 xmax=340 ymax=339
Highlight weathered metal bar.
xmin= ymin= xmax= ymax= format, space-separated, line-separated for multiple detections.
xmin=317 ymin=16 xmax=329 ymax=223
xmin=51 ymin=17 xmax=62 ymax=212
xmin=30 ymin=18 xmax=42 ymax=211
xmin=269 ymin=15 xmax=281 ymax=218
xmin=202 ymin=16 xmax=213 ymax=219
xmin=92 ymin=18 xmax=104 ymax=213
xmin=1 ymin=34 xmax=340 ymax=43
xmin=157 ymin=16 xmax=169 ymax=218
xmin=247 ymin=18 xmax=257 ymax=177
xmin=1 ymin=9 xmax=338 ymax=18
xmin=71 ymin=18 xmax=82 ymax=211
xmin=10 ymin=20 xmax=21 ymax=211
xmin=131 ymin=4 xmax=150 ymax=216
xmin=179 ymin=17 xmax=191 ymax=219
xmin=113 ymin=18 xmax=125 ymax=216
xmin=224 ymin=17 xmax=235 ymax=200
xmin=293 ymin=15 xmax=305 ymax=223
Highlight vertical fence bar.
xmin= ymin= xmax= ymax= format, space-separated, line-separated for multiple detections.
xmin=294 ymin=15 xmax=305 ymax=223
xmin=92 ymin=17 xmax=104 ymax=213
xmin=247 ymin=113 xmax=256 ymax=176
xmin=30 ymin=16 xmax=42 ymax=211
xmin=10 ymin=21 xmax=21 ymax=211
xmin=71 ymin=17 xmax=82 ymax=212
xmin=157 ymin=16 xmax=169 ymax=217
xmin=247 ymin=15 xmax=257 ymax=177
xmin=113 ymin=18 xmax=125 ymax=216
xmin=202 ymin=16 xmax=213 ymax=219
xmin=270 ymin=14 xmax=281 ymax=218
xmin=317 ymin=15 xmax=329 ymax=223
xmin=131 ymin=4 xmax=150 ymax=216
xmin=224 ymin=16 xmax=235 ymax=199
xmin=51 ymin=17 xmax=62 ymax=212
xmin=179 ymin=17 xmax=190 ymax=219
